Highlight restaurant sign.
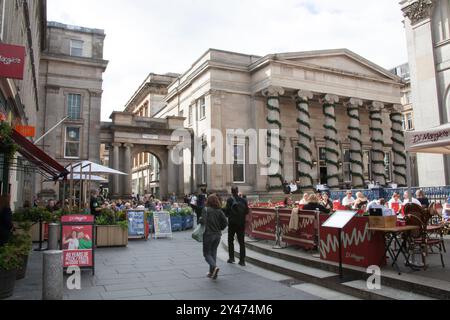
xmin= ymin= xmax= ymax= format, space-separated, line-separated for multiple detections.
xmin=0 ymin=43 xmax=26 ymax=80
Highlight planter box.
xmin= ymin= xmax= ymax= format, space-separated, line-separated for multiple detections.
xmin=0 ymin=269 xmax=16 ymax=300
xmin=96 ymin=225 xmax=128 ymax=248
xmin=182 ymin=215 xmax=194 ymax=230
xmin=31 ymin=223 xmax=45 ymax=243
xmin=170 ymin=216 xmax=183 ymax=232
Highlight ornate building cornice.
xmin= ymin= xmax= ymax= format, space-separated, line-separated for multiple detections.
xmin=402 ymin=0 xmax=434 ymax=25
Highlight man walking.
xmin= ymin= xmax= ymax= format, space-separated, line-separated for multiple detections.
xmin=225 ymin=187 xmax=249 ymax=266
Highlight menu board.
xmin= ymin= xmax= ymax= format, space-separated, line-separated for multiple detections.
xmin=322 ymin=211 xmax=356 ymax=229
xmin=61 ymin=215 xmax=95 ymax=272
xmin=153 ymin=212 xmax=172 ymax=239
xmin=127 ymin=210 xmax=146 ymax=239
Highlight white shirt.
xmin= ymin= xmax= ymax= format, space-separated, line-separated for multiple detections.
xmin=190 ymin=196 xmax=197 ymax=206
xmin=403 ymin=197 xmax=421 ymax=206
xmin=367 ymin=200 xmax=381 ymax=211
xmin=342 ymin=197 xmax=356 ymax=207
xmin=136 ymin=205 xmax=145 ymax=210
xmin=68 ymin=238 xmax=79 ymax=250
xmin=289 ymin=184 xmax=298 ymax=193
xmin=299 ymin=199 xmax=308 ymax=205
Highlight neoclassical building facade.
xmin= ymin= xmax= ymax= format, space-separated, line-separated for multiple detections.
xmin=126 ymin=48 xmax=406 ymax=196
xmin=400 ymin=0 xmax=450 ymax=186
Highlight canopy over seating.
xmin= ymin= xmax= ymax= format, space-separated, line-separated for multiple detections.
xmin=405 ymin=123 xmax=450 ymax=154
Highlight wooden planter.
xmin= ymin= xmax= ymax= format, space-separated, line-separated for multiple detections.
xmin=0 ymin=269 xmax=16 ymax=300
xmin=96 ymin=225 xmax=128 ymax=248
xmin=31 ymin=223 xmax=45 ymax=243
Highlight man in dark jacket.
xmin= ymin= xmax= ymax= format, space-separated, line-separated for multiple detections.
xmin=225 ymin=187 xmax=249 ymax=266
xmin=0 ymin=195 xmax=13 ymax=246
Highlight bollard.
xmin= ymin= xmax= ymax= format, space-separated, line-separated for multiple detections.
xmin=42 ymin=250 xmax=63 ymax=300
xmin=48 ymin=223 xmax=60 ymax=250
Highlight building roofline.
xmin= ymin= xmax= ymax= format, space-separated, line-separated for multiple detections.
xmin=47 ymin=21 xmax=105 ymax=36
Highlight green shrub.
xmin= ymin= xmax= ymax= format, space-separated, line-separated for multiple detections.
xmin=13 ymin=207 xmax=53 ymax=223
xmin=10 ymin=232 xmax=32 ymax=257
xmin=0 ymin=244 xmax=22 ymax=271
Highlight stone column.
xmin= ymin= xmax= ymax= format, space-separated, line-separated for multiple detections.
xmin=322 ymin=94 xmax=340 ymax=190
xmin=167 ymin=146 xmax=180 ymax=196
xmin=346 ymin=98 xmax=365 ymax=188
xmin=370 ymin=102 xmax=387 ymax=186
xmin=159 ymin=150 xmax=169 ymax=200
xmin=112 ymin=143 xmax=121 ymax=196
xmin=390 ymin=104 xmax=407 ymax=187
xmin=123 ymin=143 xmax=133 ymax=198
xmin=295 ymin=90 xmax=314 ymax=190
xmin=262 ymin=86 xmax=285 ymax=191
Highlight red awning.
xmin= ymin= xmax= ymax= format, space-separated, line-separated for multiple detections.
xmin=11 ymin=129 xmax=69 ymax=180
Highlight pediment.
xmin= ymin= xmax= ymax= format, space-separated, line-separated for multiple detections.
xmin=273 ymin=49 xmax=400 ymax=82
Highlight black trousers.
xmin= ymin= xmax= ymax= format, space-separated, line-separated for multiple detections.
xmin=228 ymin=223 xmax=246 ymax=262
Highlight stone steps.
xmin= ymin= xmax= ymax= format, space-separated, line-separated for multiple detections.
xmin=221 ymin=236 xmax=444 ymax=300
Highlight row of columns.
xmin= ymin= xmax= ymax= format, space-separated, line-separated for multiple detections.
xmin=263 ymin=88 xmax=408 ymax=191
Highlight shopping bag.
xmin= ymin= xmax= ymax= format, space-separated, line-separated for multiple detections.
xmin=192 ymin=224 xmax=205 ymax=242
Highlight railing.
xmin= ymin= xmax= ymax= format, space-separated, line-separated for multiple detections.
xmin=330 ymin=186 xmax=450 ymax=203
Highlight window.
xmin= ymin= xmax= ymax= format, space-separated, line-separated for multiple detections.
xmin=343 ymin=149 xmax=351 ymax=182
xmin=188 ymin=105 xmax=193 ymax=126
xmin=67 ymin=94 xmax=82 ymax=120
xmin=198 ymin=97 xmax=206 ymax=120
xmin=233 ymin=143 xmax=245 ymax=183
xmin=384 ymin=152 xmax=392 ymax=182
xmin=407 ymin=113 xmax=414 ymax=131
xmin=64 ymin=127 xmax=81 ymax=159
xmin=70 ymin=40 xmax=84 ymax=57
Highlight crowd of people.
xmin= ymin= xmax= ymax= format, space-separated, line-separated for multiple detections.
xmin=282 ymin=189 xmax=439 ymax=216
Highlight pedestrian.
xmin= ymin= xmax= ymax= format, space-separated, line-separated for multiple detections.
xmin=90 ymin=190 xmax=102 ymax=217
xmin=197 ymin=188 xmax=207 ymax=216
xmin=199 ymin=194 xmax=228 ymax=280
xmin=416 ymin=190 xmax=430 ymax=208
xmin=225 ymin=187 xmax=249 ymax=266
xmin=0 ymin=195 xmax=13 ymax=246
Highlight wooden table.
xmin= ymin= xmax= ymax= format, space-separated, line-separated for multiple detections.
xmin=369 ymin=226 xmax=420 ymax=275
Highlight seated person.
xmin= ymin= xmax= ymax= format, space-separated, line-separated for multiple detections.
xmin=388 ymin=192 xmax=402 ymax=213
xmin=320 ymin=193 xmax=333 ymax=213
xmin=299 ymin=193 xmax=310 ymax=205
xmin=403 ymin=191 xmax=421 ymax=206
xmin=367 ymin=198 xmax=386 ymax=211
xmin=353 ymin=192 xmax=368 ymax=210
xmin=415 ymin=190 xmax=430 ymax=208
xmin=342 ymin=191 xmax=356 ymax=209
xmin=303 ymin=194 xmax=331 ymax=214
xmin=284 ymin=196 xmax=294 ymax=208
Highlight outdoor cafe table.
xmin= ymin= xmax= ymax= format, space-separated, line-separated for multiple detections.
xmin=369 ymin=226 xmax=420 ymax=275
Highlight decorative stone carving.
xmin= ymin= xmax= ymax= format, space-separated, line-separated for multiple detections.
xmin=262 ymin=86 xmax=285 ymax=98
xmin=403 ymin=0 xmax=434 ymax=25
xmin=346 ymin=98 xmax=365 ymax=188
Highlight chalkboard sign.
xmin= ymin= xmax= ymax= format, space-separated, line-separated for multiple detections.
xmin=153 ymin=212 xmax=173 ymax=239
xmin=127 ymin=210 xmax=148 ymax=240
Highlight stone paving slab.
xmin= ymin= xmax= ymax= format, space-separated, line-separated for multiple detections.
xmin=9 ymin=231 xmax=321 ymax=300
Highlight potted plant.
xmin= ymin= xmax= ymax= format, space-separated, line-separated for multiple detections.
xmin=169 ymin=209 xmax=182 ymax=232
xmin=0 ymin=243 xmax=22 ymax=299
xmin=0 ymin=122 xmax=18 ymax=160
xmin=13 ymin=207 xmax=53 ymax=242
xmin=10 ymin=222 xmax=33 ymax=280
xmin=95 ymin=209 xmax=128 ymax=247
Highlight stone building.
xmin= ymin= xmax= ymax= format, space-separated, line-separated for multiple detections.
xmin=0 ymin=0 xmax=47 ymax=210
xmin=36 ymin=21 xmax=108 ymax=199
xmin=121 ymin=48 xmax=405 ymax=197
xmin=400 ymin=0 xmax=450 ymax=186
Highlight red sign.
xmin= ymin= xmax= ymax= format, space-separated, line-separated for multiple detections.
xmin=0 ymin=43 xmax=26 ymax=80
xmin=319 ymin=215 xmax=386 ymax=268
xmin=15 ymin=125 xmax=35 ymax=138
xmin=62 ymin=224 xmax=94 ymax=268
xmin=248 ymin=208 xmax=277 ymax=241
xmin=280 ymin=210 xmax=317 ymax=250
xmin=61 ymin=215 xmax=95 ymax=224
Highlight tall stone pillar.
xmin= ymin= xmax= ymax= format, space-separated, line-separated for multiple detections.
xmin=112 ymin=143 xmax=121 ymax=197
xmin=159 ymin=150 xmax=169 ymax=200
xmin=295 ymin=90 xmax=314 ymax=190
xmin=346 ymin=98 xmax=365 ymax=188
xmin=390 ymin=105 xmax=407 ymax=187
xmin=167 ymin=146 xmax=180 ymax=196
xmin=262 ymin=86 xmax=285 ymax=191
xmin=322 ymin=94 xmax=340 ymax=190
xmin=370 ymin=102 xmax=387 ymax=186
xmin=123 ymin=143 xmax=133 ymax=198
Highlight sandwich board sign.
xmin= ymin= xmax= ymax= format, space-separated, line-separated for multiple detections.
xmin=153 ymin=211 xmax=173 ymax=239
xmin=127 ymin=210 xmax=149 ymax=240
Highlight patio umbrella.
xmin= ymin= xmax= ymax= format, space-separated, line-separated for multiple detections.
xmin=67 ymin=160 xmax=127 ymax=175
xmin=45 ymin=174 xmax=108 ymax=183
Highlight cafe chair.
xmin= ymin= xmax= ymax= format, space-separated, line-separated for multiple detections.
xmin=427 ymin=203 xmax=447 ymax=254
xmin=405 ymin=211 xmax=445 ymax=270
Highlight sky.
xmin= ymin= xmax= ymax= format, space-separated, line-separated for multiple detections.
xmin=47 ymin=0 xmax=409 ymax=121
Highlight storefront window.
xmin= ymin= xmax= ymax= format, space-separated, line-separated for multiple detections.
xmin=64 ymin=127 xmax=81 ymax=159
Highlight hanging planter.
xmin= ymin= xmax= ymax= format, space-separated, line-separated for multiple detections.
xmin=0 ymin=122 xmax=18 ymax=160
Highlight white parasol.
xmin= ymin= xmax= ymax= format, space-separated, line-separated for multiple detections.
xmin=67 ymin=160 xmax=128 ymax=175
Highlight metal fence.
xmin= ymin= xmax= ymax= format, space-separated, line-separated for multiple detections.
xmin=330 ymin=186 xmax=450 ymax=203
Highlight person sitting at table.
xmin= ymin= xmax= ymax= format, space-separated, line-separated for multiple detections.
xmin=284 ymin=196 xmax=294 ymax=208
xmin=342 ymin=190 xmax=356 ymax=209
xmin=388 ymin=193 xmax=402 ymax=213
xmin=415 ymin=190 xmax=430 ymax=208
xmin=367 ymin=198 xmax=386 ymax=211
xmin=320 ymin=193 xmax=333 ymax=213
xmin=299 ymin=193 xmax=309 ymax=205
xmin=353 ymin=192 xmax=368 ymax=210
xmin=303 ymin=194 xmax=330 ymax=214
xmin=403 ymin=191 xmax=421 ymax=206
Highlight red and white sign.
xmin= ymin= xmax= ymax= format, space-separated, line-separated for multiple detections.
xmin=0 ymin=43 xmax=26 ymax=80
xmin=61 ymin=215 xmax=95 ymax=224
xmin=62 ymin=224 xmax=94 ymax=268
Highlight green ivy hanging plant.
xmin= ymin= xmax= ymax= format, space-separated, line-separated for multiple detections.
xmin=0 ymin=122 xmax=18 ymax=160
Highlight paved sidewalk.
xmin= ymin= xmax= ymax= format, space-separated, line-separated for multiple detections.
xmin=9 ymin=231 xmax=320 ymax=300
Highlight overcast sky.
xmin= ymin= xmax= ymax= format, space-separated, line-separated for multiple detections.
xmin=47 ymin=0 xmax=408 ymax=121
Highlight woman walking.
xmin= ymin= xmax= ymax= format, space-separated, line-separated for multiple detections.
xmin=200 ymin=194 xmax=228 ymax=280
